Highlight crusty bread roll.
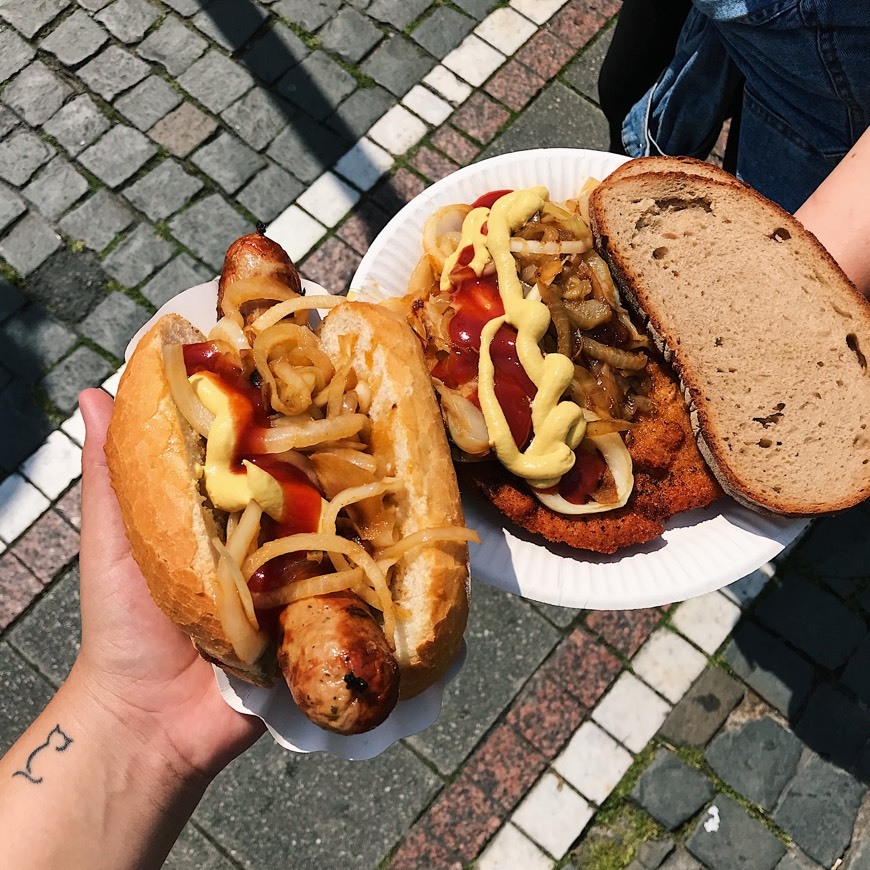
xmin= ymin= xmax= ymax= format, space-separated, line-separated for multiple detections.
xmin=590 ymin=161 xmax=870 ymax=515
xmin=318 ymin=302 xmax=469 ymax=699
xmin=106 ymin=314 xmax=275 ymax=686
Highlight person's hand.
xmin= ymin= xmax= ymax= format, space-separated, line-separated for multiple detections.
xmin=73 ymin=388 xmax=264 ymax=781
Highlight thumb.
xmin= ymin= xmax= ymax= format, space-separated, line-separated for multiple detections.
xmin=79 ymin=388 xmax=132 ymax=573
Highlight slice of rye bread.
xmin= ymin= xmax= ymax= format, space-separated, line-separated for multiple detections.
xmin=589 ymin=165 xmax=870 ymax=516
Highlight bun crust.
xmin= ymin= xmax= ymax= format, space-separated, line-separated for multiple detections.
xmin=318 ymin=302 xmax=470 ymax=699
xmin=105 ymin=314 xmax=274 ymax=685
xmin=590 ymin=160 xmax=870 ymax=516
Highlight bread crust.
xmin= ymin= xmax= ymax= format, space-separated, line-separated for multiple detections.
xmin=105 ymin=314 xmax=274 ymax=686
xmin=590 ymin=160 xmax=870 ymax=515
xmin=318 ymin=303 xmax=470 ymax=699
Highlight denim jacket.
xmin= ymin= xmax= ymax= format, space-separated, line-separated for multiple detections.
xmin=622 ymin=1 xmax=870 ymax=211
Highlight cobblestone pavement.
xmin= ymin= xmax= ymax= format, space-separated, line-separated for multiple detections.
xmin=1 ymin=1 xmax=868 ymax=868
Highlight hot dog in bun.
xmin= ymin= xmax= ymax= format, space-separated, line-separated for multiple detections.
xmin=105 ymin=229 xmax=475 ymax=735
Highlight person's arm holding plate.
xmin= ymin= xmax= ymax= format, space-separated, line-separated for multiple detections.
xmin=796 ymin=126 xmax=870 ymax=297
xmin=0 ymin=388 xmax=264 ymax=870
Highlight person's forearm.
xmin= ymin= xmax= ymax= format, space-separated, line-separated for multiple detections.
xmin=0 ymin=665 xmax=207 ymax=870
xmin=795 ymin=127 xmax=870 ymax=297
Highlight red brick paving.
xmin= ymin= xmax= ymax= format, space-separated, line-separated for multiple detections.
xmin=451 ymin=92 xmax=511 ymax=144
xmin=10 ymin=510 xmax=79 ymax=585
xmin=389 ymin=828 xmax=461 ymax=870
xmin=336 ymin=200 xmax=391 ymax=255
xmin=484 ymin=59 xmax=548 ymax=112
xmin=515 ymin=30 xmax=577 ymax=80
xmin=410 ymin=146 xmax=459 ymax=183
xmin=54 ymin=480 xmax=81 ymax=530
xmin=300 ymin=236 xmax=361 ymax=294
xmin=371 ymin=167 xmax=427 ymax=212
xmin=548 ymin=0 xmax=620 ymax=50
xmin=585 ymin=608 xmax=664 ymax=658
xmin=461 ymin=722 xmax=548 ymax=810
xmin=0 ymin=553 xmax=42 ymax=631
xmin=430 ymin=125 xmax=481 ymax=165
xmin=505 ymin=671 xmax=586 ymax=758
xmin=538 ymin=628 xmax=623 ymax=708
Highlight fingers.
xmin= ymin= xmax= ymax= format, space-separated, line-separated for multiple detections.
xmin=79 ymin=389 xmax=132 ymax=574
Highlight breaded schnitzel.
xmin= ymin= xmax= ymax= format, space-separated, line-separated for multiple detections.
xmin=461 ymin=360 xmax=722 ymax=554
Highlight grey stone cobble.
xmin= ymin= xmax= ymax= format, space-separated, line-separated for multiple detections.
xmin=0 ymin=0 xmax=70 ymax=39
xmin=78 ymin=125 xmax=156 ymax=188
xmin=147 ymin=103 xmax=218 ymax=158
xmin=705 ymin=717 xmax=803 ymax=810
xmin=78 ymin=44 xmax=149 ymax=100
xmin=193 ymin=737 xmax=440 ymax=870
xmin=794 ymin=682 xmax=870 ymax=770
xmin=1 ymin=61 xmax=72 ymax=127
xmin=368 ymin=0 xmax=430 ymax=30
xmin=0 ymin=302 xmax=76 ymax=376
xmin=80 ymin=290 xmax=152 ymax=356
xmin=484 ymin=82 xmax=609 ymax=156
xmin=39 ymin=9 xmax=109 ymax=65
xmin=0 ymin=130 xmax=55 ymax=185
xmin=191 ymin=0 xmax=266 ymax=53
xmin=843 ymin=635 xmax=870 ymax=706
xmin=267 ymin=121 xmax=345 ymax=184
xmin=631 ymin=750 xmax=715 ymax=831
xmin=169 ymin=194 xmax=252 ymax=271
xmin=137 ymin=15 xmax=207 ymax=76
xmin=457 ymin=0 xmax=500 ymax=20
xmin=659 ymin=666 xmax=744 ymax=747
xmin=774 ymin=754 xmax=867 ymax=867
xmin=687 ymin=795 xmax=786 ymax=869
xmin=122 ymin=159 xmax=203 ymax=222
xmin=115 ymin=76 xmax=183 ymax=132
xmin=162 ymin=0 xmax=199 ymax=15
xmin=630 ymin=839 xmax=676 ymax=870
xmin=101 ymin=225 xmax=174 ymax=288
xmin=140 ymin=253 xmax=211 ymax=307
xmin=405 ymin=581 xmax=561 ymax=775
xmin=95 ymin=0 xmax=160 ymax=44
xmin=42 ymin=95 xmax=110 ymax=156
xmin=412 ymin=6 xmax=476 ymax=59
xmin=242 ymin=22 xmax=310 ymax=85
xmin=0 ymin=279 xmax=24 ymax=320
xmin=41 ymin=344 xmax=114 ymax=411
xmin=76 ymin=0 xmax=112 ymax=9
xmin=0 ymin=642 xmax=55 ymax=755
xmin=222 ymin=88 xmax=289 ymax=151
xmin=0 ymin=25 xmax=36 ymax=82
xmin=278 ymin=52 xmax=357 ymax=121
xmin=26 ymin=247 xmax=109 ymax=322
xmin=797 ymin=508 xmax=870 ymax=580
xmin=361 ymin=34 xmax=436 ymax=97
xmin=530 ymin=601 xmax=582 ymax=629
xmin=660 ymin=848 xmax=705 ymax=869
xmin=22 ymin=156 xmax=88 ymax=219
xmin=237 ymin=162 xmax=303 ymax=222
xmin=0 ymin=213 xmax=60 ymax=275
xmin=777 ymin=848 xmax=825 ymax=869
xmin=754 ymin=575 xmax=865 ymax=670
xmin=0 ymin=382 xmax=54 ymax=469
xmin=191 ymin=133 xmax=266 ymax=194
xmin=0 ymin=184 xmax=26 ymax=233
xmin=723 ymin=622 xmax=814 ymax=716
xmin=270 ymin=0 xmax=341 ymax=32
xmin=178 ymin=50 xmax=254 ymax=114
xmin=319 ymin=7 xmax=383 ymax=63
xmin=326 ymin=85 xmax=395 ymax=140
xmin=563 ymin=24 xmax=614 ymax=103
xmin=58 ymin=189 xmax=134 ymax=252
xmin=7 ymin=563 xmax=80 ymax=686
xmin=164 ymin=823 xmax=236 ymax=870
xmin=0 ymin=105 xmax=18 ymax=138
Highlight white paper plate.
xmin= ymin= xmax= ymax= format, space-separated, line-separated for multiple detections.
xmin=349 ymin=148 xmax=809 ymax=610
xmin=125 ymin=278 xmax=465 ymax=760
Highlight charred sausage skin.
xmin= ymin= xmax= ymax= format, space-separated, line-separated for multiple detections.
xmin=278 ymin=592 xmax=400 ymax=734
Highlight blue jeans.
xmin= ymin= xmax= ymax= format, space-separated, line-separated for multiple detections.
xmin=622 ymin=1 xmax=870 ymax=212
